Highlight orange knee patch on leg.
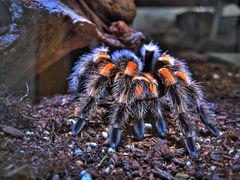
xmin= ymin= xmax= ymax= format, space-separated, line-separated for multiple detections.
xmin=99 ymin=63 xmax=115 ymax=77
xmin=125 ymin=61 xmax=138 ymax=76
xmin=135 ymin=84 xmax=143 ymax=96
xmin=158 ymin=68 xmax=177 ymax=86
xmin=176 ymin=71 xmax=190 ymax=84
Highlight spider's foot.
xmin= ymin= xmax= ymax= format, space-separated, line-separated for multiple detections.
xmin=109 ymin=127 xmax=121 ymax=148
xmin=155 ymin=117 xmax=167 ymax=138
xmin=134 ymin=119 xmax=145 ymax=139
xmin=72 ymin=118 xmax=86 ymax=136
xmin=185 ymin=137 xmax=197 ymax=158
xmin=206 ymin=123 xmax=220 ymax=137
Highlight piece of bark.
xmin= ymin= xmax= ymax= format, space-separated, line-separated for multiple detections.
xmin=84 ymin=0 xmax=136 ymax=25
xmin=0 ymin=124 xmax=25 ymax=138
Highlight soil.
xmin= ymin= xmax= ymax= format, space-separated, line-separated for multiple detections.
xmin=0 ymin=58 xmax=239 ymax=179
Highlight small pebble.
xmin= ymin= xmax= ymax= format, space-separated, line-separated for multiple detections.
xmin=25 ymin=131 xmax=34 ymax=136
xmin=216 ymin=139 xmax=222 ymax=143
xmin=108 ymin=147 xmax=116 ymax=153
xmin=213 ymin=74 xmax=220 ymax=79
xmin=80 ymin=170 xmax=92 ymax=180
xmin=102 ymin=132 xmax=108 ymax=139
xmin=86 ymin=142 xmax=97 ymax=148
xmin=229 ymin=149 xmax=234 ymax=155
xmin=234 ymin=154 xmax=239 ymax=160
xmin=75 ymin=160 xmax=84 ymax=166
xmin=52 ymin=174 xmax=59 ymax=180
xmin=211 ymin=166 xmax=216 ymax=171
xmin=104 ymin=167 xmax=110 ymax=174
xmin=87 ymin=146 xmax=92 ymax=152
xmin=68 ymin=119 xmax=76 ymax=124
xmin=74 ymin=149 xmax=82 ymax=157
xmin=186 ymin=161 xmax=191 ymax=166
xmin=43 ymin=130 xmax=50 ymax=135
xmin=144 ymin=123 xmax=152 ymax=129
xmin=43 ymin=136 xmax=49 ymax=140
xmin=205 ymin=138 xmax=211 ymax=143
xmin=68 ymin=141 xmax=75 ymax=148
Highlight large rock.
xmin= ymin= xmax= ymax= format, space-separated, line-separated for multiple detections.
xmin=0 ymin=0 xmax=142 ymax=99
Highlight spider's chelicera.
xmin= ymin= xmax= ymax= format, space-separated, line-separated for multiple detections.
xmin=68 ymin=42 xmax=220 ymax=157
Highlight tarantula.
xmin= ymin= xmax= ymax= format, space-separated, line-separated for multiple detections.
xmin=68 ymin=43 xmax=220 ymax=157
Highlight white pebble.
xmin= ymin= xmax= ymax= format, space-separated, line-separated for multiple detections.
xmin=102 ymin=132 xmax=108 ymax=139
xmin=228 ymin=149 xmax=234 ymax=155
xmin=145 ymin=123 xmax=152 ymax=129
xmin=68 ymin=119 xmax=76 ymax=124
xmin=186 ymin=161 xmax=191 ymax=166
xmin=211 ymin=166 xmax=216 ymax=171
xmin=233 ymin=154 xmax=239 ymax=160
xmin=43 ymin=130 xmax=50 ymax=135
xmin=80 ymin=170 xmax=92 ymax=180
xmin=86 ymin=142 xmax=97 ymax=148
xmin=205 ymin=138 xmax=211 ymax=143
xmin=43 ymin=136 xmax=49 ymax=140
xmin=213 ymin=74 xmax=220 ymax=79
xmin=108 ymin=147 xmax=116 ymax=153
xmin=104 ymin=167 xmax=110 ymax=174
xmin=25 ymin=131 xmax=33 ymax=136
xmin=216 ymin=139 xmax=222 ymax=143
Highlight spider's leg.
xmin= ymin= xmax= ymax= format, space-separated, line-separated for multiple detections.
xmin=142 ymin=73 xmax=167 ymax=137
xmin=109 ymin=102 xmax=130 ymax=147
xmin=68 ymin=46 xmax=110 ymax=94
xmin=130 ymin=77 xmax=149 ymax=139
xmin=72 ymin=62 xmax=116 ymax=136
xmin=176 ymin=71 xmax=220 ymax=137
xmin=158 ymin=68 xmax=197 ymax=157
xmin=152 ymin=98 xmax=167 ymax=137
xmin=109 ymin=50 xmax=143 ymax=147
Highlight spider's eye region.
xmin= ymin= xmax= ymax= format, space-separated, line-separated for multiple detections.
xmin=158 ymin=54 xmax=175 ymax=66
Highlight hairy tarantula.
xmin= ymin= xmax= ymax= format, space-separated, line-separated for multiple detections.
xmin=68 ymin=43 xmax=220 ymax=157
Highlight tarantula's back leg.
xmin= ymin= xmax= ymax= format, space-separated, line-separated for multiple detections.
xmin=176 ymin=71 xmax=220 ymax=137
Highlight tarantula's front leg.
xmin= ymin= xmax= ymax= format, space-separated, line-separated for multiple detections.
xmin=158 ymin=68 xmax=198 ymax=157
xmin=72 ymin=62 xmax=116 ymax=136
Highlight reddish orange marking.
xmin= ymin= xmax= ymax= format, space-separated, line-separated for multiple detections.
xmin=124 ymin=61 xmax=137 ymax=76
xmin=176 ymin=71 xmax=190 ymax=84
xmin=99 ymin=63 xmax=115 ymax=76
xmin=133 ymin=76 xmax=150 ymax=83
xmin=158 ymin=68 xmax=177 ymax=86
xmin=93 ymin=53 xmax=110 ymax=63
xmin=135 ymin=84 xmax=143 ymax=96
xmin=149 ymin=84 xmax=158 ymax=97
